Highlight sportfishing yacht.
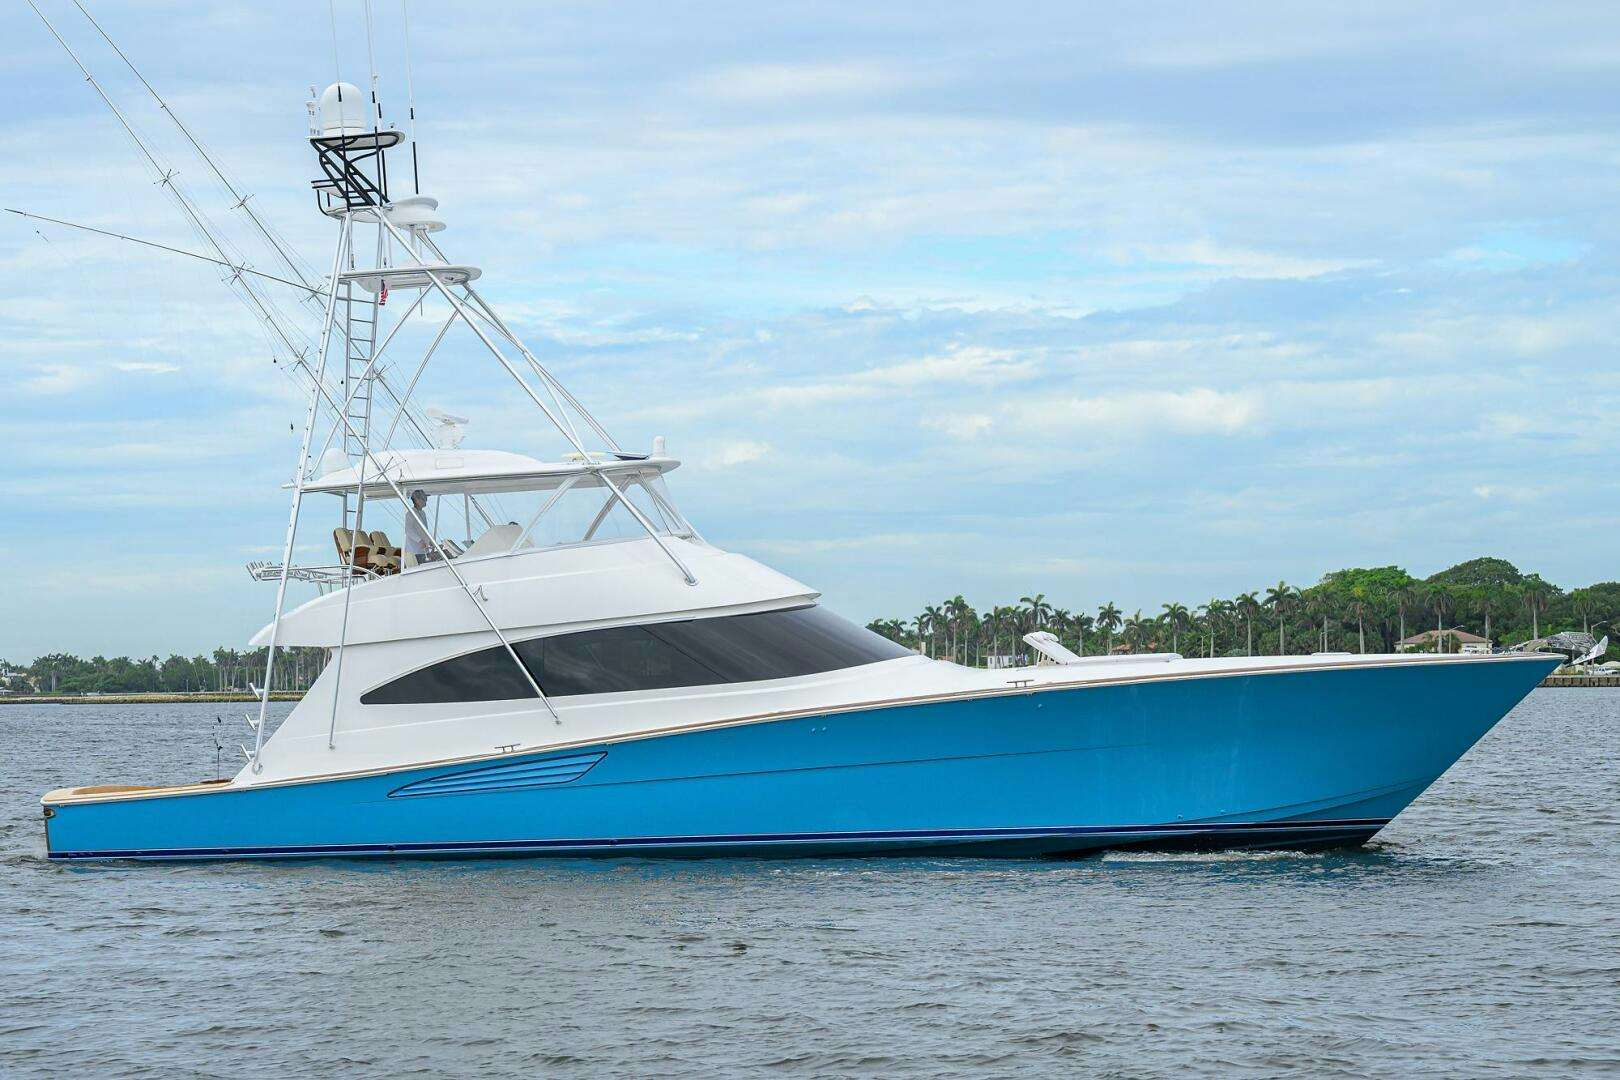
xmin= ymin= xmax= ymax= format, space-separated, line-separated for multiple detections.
xmin=38 ymin=38 xmax=1556 ymax=860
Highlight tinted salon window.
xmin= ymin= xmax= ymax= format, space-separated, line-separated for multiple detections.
xmin=648 ymin=605 xmax=908 ymax=682
xmin=361 ymin=605 xmax=911 ymax=705
xmin=524 ymin=624 xmax=722 ymax=697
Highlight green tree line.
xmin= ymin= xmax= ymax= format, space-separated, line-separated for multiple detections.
xmin=0 ymin=647 xmax=328 ymax=696
xmin=864 ymin=557 xmax=1620 ymax=665
xmin=5 ymin=557 xmax=1613 ymax=691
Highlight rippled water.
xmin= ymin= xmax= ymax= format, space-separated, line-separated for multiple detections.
xmin=2 ymin=691 xmax=1617 ymax=1076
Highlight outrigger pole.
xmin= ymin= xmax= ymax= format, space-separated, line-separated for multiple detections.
xmin=268 ymin=53 xmax=577 ymax=750
xmin=5 ymin=204 xmax=451 ymax=468
xmin=70 ymin=0 xmax=319 ymax=294
xmin=306 ymin=244 xmax=568 ymax=743
xmin=25 ymin=0 xmax=316 ymax=372
xmin=34 ymin=1 xmax=689 ymax=759
xmin=298 ymin=205 xmax=692 ymax=752
xmin=21 ymin=5 xmax=443 ymax=467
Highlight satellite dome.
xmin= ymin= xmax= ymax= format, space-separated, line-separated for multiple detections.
xmin=318 ymin=82 xmax=367 ymax=138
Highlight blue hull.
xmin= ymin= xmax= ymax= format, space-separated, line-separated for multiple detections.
xmin=42 ymin=659 xmax=1552 ymax=861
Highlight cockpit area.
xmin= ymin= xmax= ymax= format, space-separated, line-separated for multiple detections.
xmin=249 ymin=447 xmax=698 ymax=588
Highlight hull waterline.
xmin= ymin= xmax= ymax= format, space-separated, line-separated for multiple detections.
xmin=42 ymin=656 xmax=1555 ymax=862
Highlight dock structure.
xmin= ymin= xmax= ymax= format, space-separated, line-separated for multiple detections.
xmin=1540 ymin=674 xmax=1620 ymax=688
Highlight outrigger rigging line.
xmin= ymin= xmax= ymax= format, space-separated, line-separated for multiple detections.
xmin=23 ymin=0 xmax=325 ymax=392
xmin=4 ymin=208 xmax=320 ymax=297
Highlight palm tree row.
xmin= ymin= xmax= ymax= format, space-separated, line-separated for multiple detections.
xmin=866 ymin=557 xmax=1620 ymax=664
xmin=2 ymin=646 xmax=329 ymax=695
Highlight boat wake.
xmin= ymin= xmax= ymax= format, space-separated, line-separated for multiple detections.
xmin=1099 ymin=848 xmax=1322 ymax=863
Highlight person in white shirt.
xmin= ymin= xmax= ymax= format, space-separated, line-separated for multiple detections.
xmin=404 ymin=489 xmax=440 ymax=563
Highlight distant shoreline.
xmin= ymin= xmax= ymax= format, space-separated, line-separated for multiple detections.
xmin=0 ymin=692 xmax=304 ymax=705
xmin=1539 ymin=674 xmax=1620 ymax=688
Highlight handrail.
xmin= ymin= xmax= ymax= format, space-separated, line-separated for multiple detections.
xmin=246 ymin=561 xmax=376 ymax=585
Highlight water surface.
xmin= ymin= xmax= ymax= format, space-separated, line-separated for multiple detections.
xmin=2 ymin=691 xmax=1616 ymax=1076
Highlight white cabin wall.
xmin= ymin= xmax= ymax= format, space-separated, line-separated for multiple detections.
xmin=250 ymin=537 xmax=817 ymax=648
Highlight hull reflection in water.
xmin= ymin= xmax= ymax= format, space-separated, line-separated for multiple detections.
xmin=43 ymin=657 xmax=1552 ymax=861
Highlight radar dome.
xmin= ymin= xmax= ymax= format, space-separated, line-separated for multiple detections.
xmin=318 ymin=82 xmax=367 ymax=137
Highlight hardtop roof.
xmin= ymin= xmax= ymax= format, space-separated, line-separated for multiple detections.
xmin=304 ymin=447 xmax=680 ymax=498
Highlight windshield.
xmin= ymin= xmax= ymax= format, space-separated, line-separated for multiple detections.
xmin=522 ymin=473 xmax=693 ymax=548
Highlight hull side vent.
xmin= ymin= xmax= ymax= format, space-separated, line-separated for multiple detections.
xmin=389 ymin=751 xmax=606 ymax=798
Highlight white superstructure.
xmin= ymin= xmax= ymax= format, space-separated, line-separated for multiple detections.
xmin=231 ymin=74 xmax=1544 ymax=796
xmin=238 ymin=75 xmax=915 ymax=783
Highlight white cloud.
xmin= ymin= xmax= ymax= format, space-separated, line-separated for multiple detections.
xmin=991 ymin=377 xmax=1416 ymax=445
xmin=18 ymin=364 xmax=92 ymax=394
xmin=749 ymin=532 xmax=947 ymax=556
xmin=656 ymin=344 xmax=1043 ymax=420
xmin=855 ymin=346 xmax=1038 ymax=388
xmin=922 ymin=412 xmax=993 ymax=439
xmin=688 ymin=62 xmax=920 ymax=104
xmin=1480 ymin=412 xmax=1534 ymax=438
xmin=1008 ymin=387 xmax=1262 ymax=439
xmin=1105 ymin=239 xmax=1369 ymax=280
xmin=1471 ymin=484 xmax=1539 ymax=502
xmin=703 ymin=439 xmax=771 ymax=467
xmin=114 ymin=361 xmax=182 ymax=375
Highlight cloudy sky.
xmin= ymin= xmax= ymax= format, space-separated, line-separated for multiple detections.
xmin=3 ymin=1 xmax=1618 ymax=661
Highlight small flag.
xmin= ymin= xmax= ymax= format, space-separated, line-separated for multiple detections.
xmin=379 ymin=280 xmax=389 ymax=306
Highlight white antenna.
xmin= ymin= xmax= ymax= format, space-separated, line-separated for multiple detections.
xmin=327 ymin=0 xmax=342 ymax=86
xmin=362 ymin=0 xmax=383 ymax=134
xmin=401 ymin=0 xmax=420 ymax=193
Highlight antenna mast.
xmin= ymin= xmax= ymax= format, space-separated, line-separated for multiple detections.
xmin=401 ymin=0 xmax=420 ymax=194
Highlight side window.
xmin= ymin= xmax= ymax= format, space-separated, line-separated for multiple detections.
xmin=360 ymin=605 xmax=911 ymax=705
xmin=524 ymin=625 xmax=721 ymax=697
xmin=649 ymin=606 xmax=910 ymax=681
xmin=360 ymin=643 xmax=536 ymax=706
